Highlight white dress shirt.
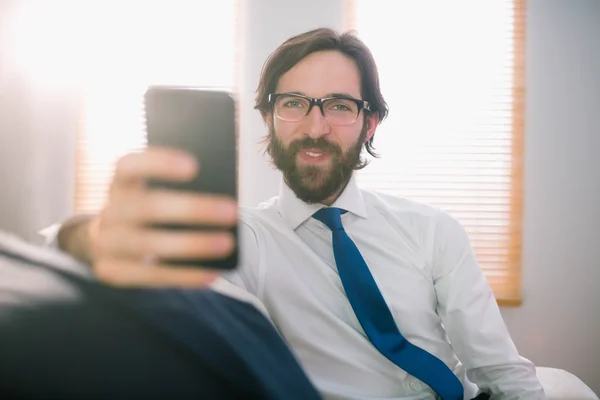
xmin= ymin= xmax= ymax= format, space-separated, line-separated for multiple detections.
xmin=223 ymin=174 xmax=546 ymax=400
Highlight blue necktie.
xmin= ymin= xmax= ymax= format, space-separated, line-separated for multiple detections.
xmin=313 ymin=207 xmax=464 ymax=400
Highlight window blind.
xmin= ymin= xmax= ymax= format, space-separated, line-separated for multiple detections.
xmin=350 ymin=0 xmax=526 ymax=304
xmin=75 ymin=1 xmax=237 ymax=214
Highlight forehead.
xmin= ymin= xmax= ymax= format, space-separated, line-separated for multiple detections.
xmin=275 ymin=50 xmax=362 ymax=99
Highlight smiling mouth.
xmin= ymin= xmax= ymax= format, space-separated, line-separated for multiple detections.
xmin=297 ymin=149 xmax=331 ymax=164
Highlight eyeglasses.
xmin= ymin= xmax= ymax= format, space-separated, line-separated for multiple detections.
xmin=268 ymin=93 xmax=370 ymax=126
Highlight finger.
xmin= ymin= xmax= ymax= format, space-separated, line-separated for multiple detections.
xmin=112 ymin=147 xmax=199 ymax=188
xmin=95 ymin=259 xmax=220 ymax=288
xmin=104 ymin=190 xmax=237 ymax=227
xmin=98 ymin=226 xmax=235 ymax=261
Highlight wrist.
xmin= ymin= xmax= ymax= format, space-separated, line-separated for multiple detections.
xmin=57 ymin=214 xmax=95 ymax=265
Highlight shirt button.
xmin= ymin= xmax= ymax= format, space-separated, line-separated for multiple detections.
xmin=409 ymin=380 xmax=417 ymax=390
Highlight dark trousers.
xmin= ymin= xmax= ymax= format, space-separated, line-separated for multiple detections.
xmin=0 ymin=237 xmax=321 ymax=400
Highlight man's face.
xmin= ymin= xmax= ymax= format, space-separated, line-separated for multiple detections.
xmin=266 ymin=50 xmax=378 ymax=204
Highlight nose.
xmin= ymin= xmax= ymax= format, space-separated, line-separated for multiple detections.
xmin=303 ymin=104 xmax=330 ymax=139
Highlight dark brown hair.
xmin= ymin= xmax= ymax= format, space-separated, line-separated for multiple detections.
xmin=254 ymin=27 xmax=389 ymax=158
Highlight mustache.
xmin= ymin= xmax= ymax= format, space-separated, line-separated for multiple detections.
xmin=287 ymin=137 xmax=342 ymax=155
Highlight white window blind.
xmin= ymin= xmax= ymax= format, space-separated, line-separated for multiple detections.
xmin=75 ymin=1 xmax=237 ymax=214
xmin=351 ymin=0 xmax=525 ymax=304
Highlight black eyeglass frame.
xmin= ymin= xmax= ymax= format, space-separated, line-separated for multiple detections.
xmin=267 ymin=92 xmax=371 ymax=124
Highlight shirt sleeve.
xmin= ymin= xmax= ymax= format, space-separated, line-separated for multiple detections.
xmin=431 ymin=209 xmax=546 ymax=399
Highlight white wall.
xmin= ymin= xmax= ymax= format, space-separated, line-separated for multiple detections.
xmin=0 ymin=86 xmax=77 ymax=242
xmin=501 ymin=0 xmax=600 ymax=393
xmin=1 ymin=0 xmax=598 ymax=393
xmin=0 ymin=1 xmax=77 ymax=242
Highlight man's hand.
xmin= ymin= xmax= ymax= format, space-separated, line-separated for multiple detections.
xmin=61 ymin=147 xmax=237 ymax=288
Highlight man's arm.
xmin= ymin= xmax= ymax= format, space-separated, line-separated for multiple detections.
xmin=46 ymin=210 xmax=263 ymax=306
xmin=431 ymin=209 xmax=546 ymax=399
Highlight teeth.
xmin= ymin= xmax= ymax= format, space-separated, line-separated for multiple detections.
xmin=305 ymin=151 xmax=323 ymax=157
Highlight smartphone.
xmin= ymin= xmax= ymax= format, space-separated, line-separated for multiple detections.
xmin=144 ymin=86 xmax=238 ymax=270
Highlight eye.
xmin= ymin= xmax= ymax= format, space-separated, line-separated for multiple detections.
xmin=278 ymin=96 xmax=308 ymax=109
xmin=283 ymin=100 xmax=304 ymax=108
xmin=330 ymin=103 xmax=352 ymax=111
xmin=326 ymin=100 xmax=355 ymax=113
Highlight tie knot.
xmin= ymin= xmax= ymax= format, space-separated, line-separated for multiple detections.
xmin=312 ymin=207 xmax=346 ymax=231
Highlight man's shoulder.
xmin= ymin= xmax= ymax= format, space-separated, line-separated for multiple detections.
xmin=361 ymin=188 xmax=465 ymax=235
xmin=239 ymin=196 xmax=278 ymax=217
xmin=361 ymin=188 xmax=441 ymax=219
xmin=237 ymin=196 xmax=282 ymax=233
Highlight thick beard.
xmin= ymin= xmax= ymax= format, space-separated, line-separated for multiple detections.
xmin=267 ymin=123 xmax=368 ymax=204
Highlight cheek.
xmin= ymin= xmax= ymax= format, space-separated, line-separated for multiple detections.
xmin=273 ymin=119 xmax=297 ymax=139
xmin=333 ymin=126 xmax=363 ymax=148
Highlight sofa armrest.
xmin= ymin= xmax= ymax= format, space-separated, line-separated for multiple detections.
xmin=536 ymin=367 xmax=598 ymax=400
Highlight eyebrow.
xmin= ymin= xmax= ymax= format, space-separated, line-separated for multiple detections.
xmin=286 ymin=91 xmax=358 ymax=99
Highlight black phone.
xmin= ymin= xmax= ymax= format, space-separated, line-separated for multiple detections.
xmin=144 ymin=86 xmax=238 ymax=270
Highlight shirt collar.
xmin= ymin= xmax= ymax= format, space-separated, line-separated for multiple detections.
xmin=277 ymin=173 xmax=368 ymax=230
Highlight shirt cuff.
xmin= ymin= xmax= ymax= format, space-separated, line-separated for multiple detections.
xmin=38 ymin=223 xmax=62 ymax=248
xmin=37 ymin=214 xmax=94 ymax=250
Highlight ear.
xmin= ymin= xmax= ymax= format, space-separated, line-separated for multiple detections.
xmin=364 ymin=112 xmax=379 ymax=142
xmin=264 ymin=112 xmax=274 ymax=130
